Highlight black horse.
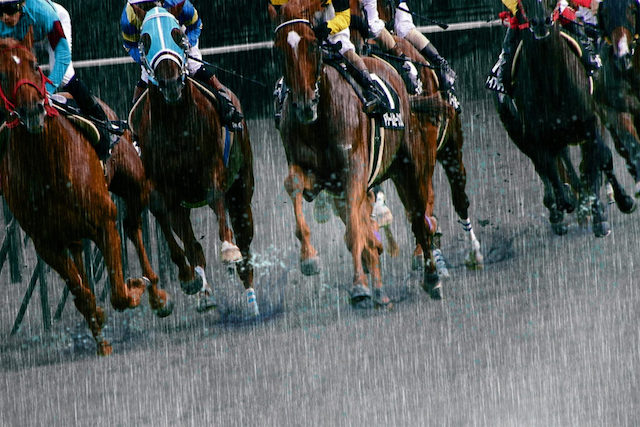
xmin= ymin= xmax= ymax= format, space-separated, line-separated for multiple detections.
xmin=494 ymin=0 xmax=634 ymax=237
xmin=595 ymin=0 xmax=640 ymax=198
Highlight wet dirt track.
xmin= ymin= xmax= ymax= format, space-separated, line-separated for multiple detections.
xmin=1 ymin=97 xmax=639 ymax=426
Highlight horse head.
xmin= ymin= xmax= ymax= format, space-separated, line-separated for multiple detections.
xmin=599 ymin=0 xmax=638 ymax=72
xmin=0 ymin=28 xmax=54 ymax=133
xmin=519 ymin=0 xmax=554 ymax=40
xmin=139 ymin=5 xmax=188 ymax=104
xmin=274 ymin=0 xmax=322 ymax=124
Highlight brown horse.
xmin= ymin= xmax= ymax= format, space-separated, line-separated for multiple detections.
xmin=0 ymin=31 xmax=149 ymax=356
xmin=595 ymin=0 xmax=640 ymax=198
xmin=131 ymin=6 xmax=257 ymax=315
xmin=271 ymin=0 xmax=442 ymax=304
xmin=352 ymin=0 xmax=483 ymax=272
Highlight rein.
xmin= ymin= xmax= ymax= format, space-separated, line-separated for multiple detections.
xmin=0 ymin=47 xmax=58 ymax=129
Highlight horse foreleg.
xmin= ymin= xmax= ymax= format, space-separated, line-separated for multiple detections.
xmin=209 ymin=197 xmax=241 ymax=264
xmin=610 ymin=112 xmax=640 ymax=197
xmin=169 ymin=207 xmax=215 ymax=312
xmin=149 ymin=191 xmax=198 ymax=293
xmin=227 ymin=171 xmax=258 ymax=316
xmin=599 ymin=137 xmax=636 ymax=214
xmin=124 ymin=214 xmax=173 ymax=318
xmin=580 ymin=133 xmax=611 ymax=238
xmin=34 ymin=241 xmax=111 ymax=356
xmin=94 ymin=220 xmax=145 ymax=311
xmin=284 ymin=165 xmax=320 ymax=276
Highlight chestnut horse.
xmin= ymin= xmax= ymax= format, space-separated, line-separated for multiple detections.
xmin=595 ymin=0 xmax=640 ymax=198
xmin=131 ymin=7 xmax=257 ymax=314
xmin=271 ymin=0 xmax=442 ymax=304
xmin=0 ymin=32 xmax=152 ymax=356
xmin=347 ymin=0 xmax=483 ymax=274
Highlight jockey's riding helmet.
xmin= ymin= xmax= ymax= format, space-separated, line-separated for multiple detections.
xmin=0 ymin=0 xmax=24 ymax=16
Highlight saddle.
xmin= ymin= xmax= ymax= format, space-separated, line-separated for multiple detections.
xmin=322 ymin=54 xmax=405 ymax=188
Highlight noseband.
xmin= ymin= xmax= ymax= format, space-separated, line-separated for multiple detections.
xmin=0 ymin=46 xmax=57 ymax=129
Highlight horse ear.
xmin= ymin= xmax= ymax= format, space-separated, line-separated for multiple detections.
xmin=168 ymin=0 xmax=185 ymax=18
xmin=23 ymin=26 xmax=34 ymax=51
xmin=268 ymin=3 xmax=278 ymax=23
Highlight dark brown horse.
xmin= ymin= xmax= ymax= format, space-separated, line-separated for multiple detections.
xmin=0 ymin=32 xmax=149 ymax=356
xmin=494 ymin=0 xmax=633 ymax=237
xmin=271 ymin=0 xmax=442 ymax=304
xmin=595 ymin=0 xmax=640 ymax=198
xmin=131 ymin=6 xmax=257 ymax=315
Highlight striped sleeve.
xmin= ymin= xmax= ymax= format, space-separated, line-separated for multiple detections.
xmin=502 ymin=0 xmax=518 ymax=15
xmin=326 ymin=0 xmax=351 ymax=34
xmin=175 ymin=0 xmax=202 ymax=46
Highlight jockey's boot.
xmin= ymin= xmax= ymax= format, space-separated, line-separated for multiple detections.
xmin=374 ymin=28 xmax=421 ymax=95
xmin=344 ymin=49 xmax=386 ymax=114
xmin=419 ymin=43 xmax=461 ymax=112
xmin=193 ymin=67 xmax=243 ymax=131
xmin=485 ymin=26 xmax=519 ymax=95
xmin=567 ymin=21 xmax=602 ymax=76
xmin=419 ymin=43 xmax=456 ymax=91
xmin=64 ymin=75 xmax=112 ymax=161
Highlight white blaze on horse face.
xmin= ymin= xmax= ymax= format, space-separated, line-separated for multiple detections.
xmin=11 ymin=55 xmax=20 ymax=65
xmin=287 ymin=31 xmax=302 ymax=59
xmin=618 ymin=34 xmax=630 ymax=57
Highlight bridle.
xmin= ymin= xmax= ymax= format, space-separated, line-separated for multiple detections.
xmin=0 ymin=46 xmax=57 ymax=129
xmin=273 ymin=18 xmax=321 ymax=106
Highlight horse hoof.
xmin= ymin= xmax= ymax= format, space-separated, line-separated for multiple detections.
xmin=221 ymin=241 xmax=242 ymax=264
xmin=373 ymin=288 xmax=393 ymax=310
xmin=180 ymin=274 xmax=203 ymax=296
xmin=349 ymin=284 xmax=372 ymax=309
xmin=300 ymin=257 xmax=321 ymax=276
xmin=154 ymin=299 xmax=174 ymax=318
xmin=422 ymin=272 xmax=442 ymax=300
xmin=464 ymin=251 xmax=484 ymax=270
xmin=96 ymin=341 xmax=113 ymax=357
xmin=551 ymin=222 xmax=568 ymax=236
xmin=616 ymin=195 xmax=637 ymax=214
xmin=196 ymin=290 xmax=217 ymax=313
xmin=593 ymin=221 xmax=611 ymax=238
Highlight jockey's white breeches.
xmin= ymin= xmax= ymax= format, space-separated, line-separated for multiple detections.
xmin=394 ymin=2 xmax=417 ymax=38
xmin=361 ymin=0 xmax=386 ymax=38
xmin=328 ymin=29 xmax=355 ymax=55
xmin=140 ymin=42 xmax=202 ymax=83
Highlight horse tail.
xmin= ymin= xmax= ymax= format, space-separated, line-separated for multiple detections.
xmin=409 ymin=93 xmax=451 ymax=119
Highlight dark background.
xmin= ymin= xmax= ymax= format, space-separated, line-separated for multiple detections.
xmin=54 ymin=0 xmax=506 ymax=119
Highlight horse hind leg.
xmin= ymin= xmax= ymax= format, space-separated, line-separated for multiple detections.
xmin=439 ymin=123 xmax=483 ymax=269
xmin=35 ymin=241 xmax=111 ymax=356
xmin=611 ymin=112 xmax=640 ymax=197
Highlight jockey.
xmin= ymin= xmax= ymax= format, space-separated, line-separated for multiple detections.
xmin=0 ymin=0 xmax=113 ymax=159
xmin=361 ymin=0 xmax=460 ymax=110
xmin=486 ymin=0 xmax=601 ymax=95
xmin=271 ymin=0 xmax=386 ymax=115
xmin=121 ymin=0 xmax=243 ymax=130
xmin=358 ymin=0 xmax=421 ymax=96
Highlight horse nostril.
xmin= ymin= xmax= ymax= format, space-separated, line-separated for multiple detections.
xmin=545 ymin=17 xmax=551 ymax=26
xmin=37 ymin=103 xmax=45 ymax=113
